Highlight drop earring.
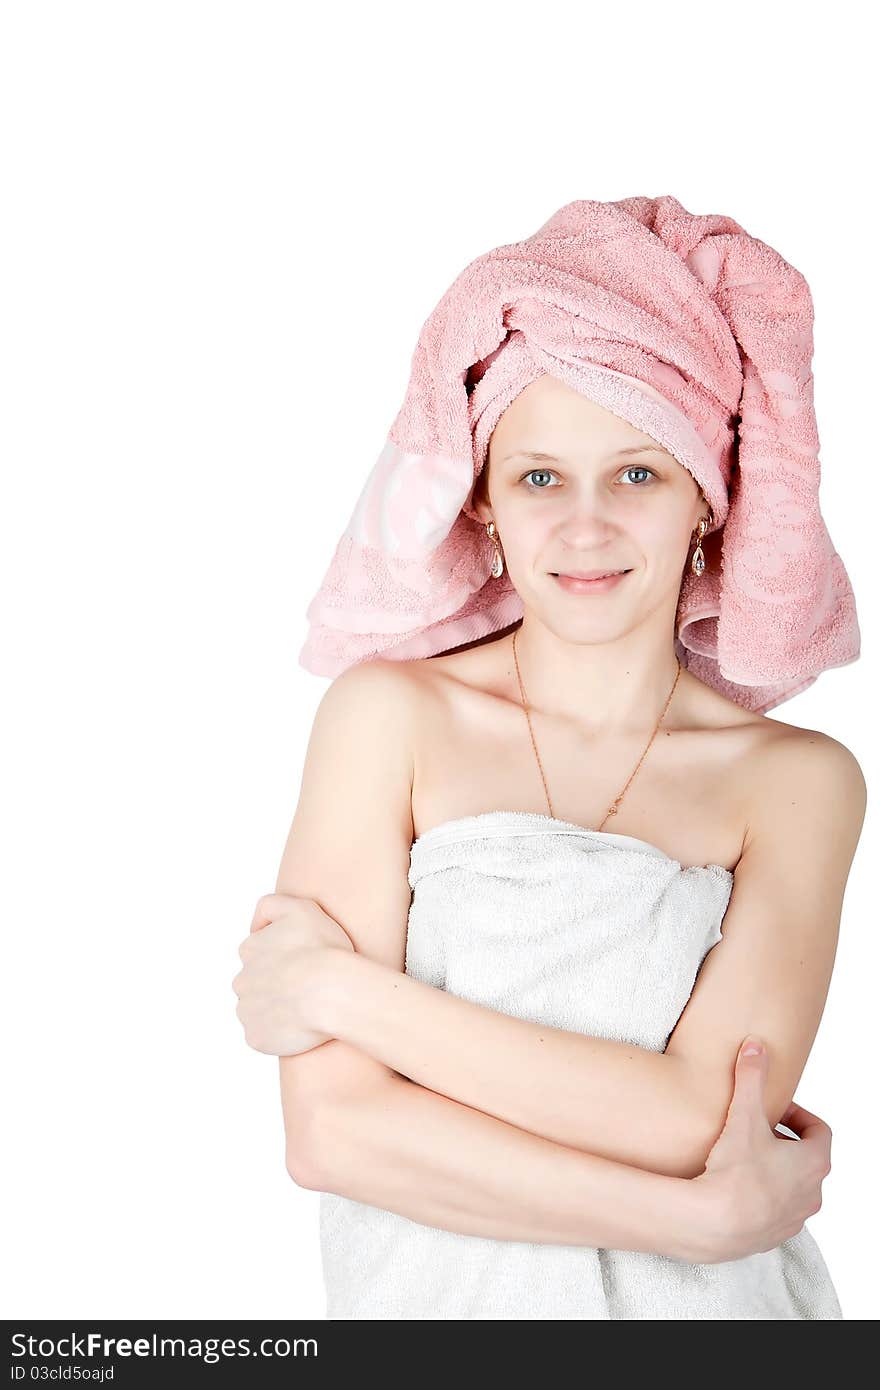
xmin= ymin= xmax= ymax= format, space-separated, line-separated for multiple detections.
xmin=486 ymin=521 xmax=505 ymax=579
xmin=690 ymin=515 xmax=710 ymax=577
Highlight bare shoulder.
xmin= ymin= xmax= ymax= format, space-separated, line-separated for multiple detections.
xmin=311 ymin=656 xmax=425 ymax=781
xmin=277 ymin=657 xmax=421 ymax=951
xmin=747 ymin=718 xmax=866 ymax=794
xmin=741 ymin=719 xmax=867 ymax=866
xmin=317 ymin=653 xmax=422 ymax=724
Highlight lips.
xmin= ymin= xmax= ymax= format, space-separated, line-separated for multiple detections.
xmin=551 ymin=569 xmax=630 ymax=580
xmin=551 ymin=568 xmax=632 ymax=594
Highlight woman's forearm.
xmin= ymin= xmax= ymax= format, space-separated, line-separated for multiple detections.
xmin=305 ymin=1069 xmax=719 ymax=1262
xmin=313 ymin=949 xmax=711 ymax=1179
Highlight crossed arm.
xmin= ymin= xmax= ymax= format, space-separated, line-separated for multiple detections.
xmin=302 ymin=732 xmax=858 ymax=1173
xmin=307 ymin=950 xmax=713 ymax=1176
xmin=275 ymin=664 xmax=864 ymax=1243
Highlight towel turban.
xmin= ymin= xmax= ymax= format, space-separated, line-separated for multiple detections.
xmin=299 ymin=195 xmax=860 ymax=713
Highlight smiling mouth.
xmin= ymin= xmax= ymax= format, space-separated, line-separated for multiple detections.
xmin=550 ymin=569 xmax=633 ymax=580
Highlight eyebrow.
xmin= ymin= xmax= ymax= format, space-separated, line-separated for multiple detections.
xmin=500 ymin=446 xmax=670 ymax=464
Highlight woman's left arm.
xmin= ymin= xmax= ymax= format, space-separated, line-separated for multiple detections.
xmin=306 ymin=732 xmax=866 ymax=1178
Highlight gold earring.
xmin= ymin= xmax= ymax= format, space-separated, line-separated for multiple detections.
xmin=690 ymin=515 xmax=710 ymax=577
xmin=486 ymin=521 xmax=504 ymax=579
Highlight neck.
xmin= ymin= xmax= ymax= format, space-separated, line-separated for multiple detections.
xmin=510 ymin=617 xmax=683 ymax=736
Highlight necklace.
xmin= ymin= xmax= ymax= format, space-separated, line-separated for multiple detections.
xmin=510 ymin=625 xmax=682 ymax=832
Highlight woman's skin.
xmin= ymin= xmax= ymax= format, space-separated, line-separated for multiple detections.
xmin=234 ymin=373 xmax=863 ymax=1262
xmin=239 ymin=895 xmax=831 ymax=1262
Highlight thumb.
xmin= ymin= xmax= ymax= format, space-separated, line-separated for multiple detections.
xmin=728 ymin=1035 xmax=768 ymax=1120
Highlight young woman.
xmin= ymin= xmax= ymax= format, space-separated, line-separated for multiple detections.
xmin=234 ymin=197 xmax=864 ymax=1319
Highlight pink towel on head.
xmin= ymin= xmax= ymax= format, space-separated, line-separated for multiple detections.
xmin=299 ymin=195 xmax=860 ymax=713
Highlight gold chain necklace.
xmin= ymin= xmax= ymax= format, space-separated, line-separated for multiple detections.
xmin=511 ymin=625 xmax=682 ymax=832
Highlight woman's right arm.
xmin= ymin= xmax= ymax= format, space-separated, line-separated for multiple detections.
xmin=294 ymin=1056 xmax=719 ymax=1261
xmin=291 ymin=1019 xmax=822 ymax=1265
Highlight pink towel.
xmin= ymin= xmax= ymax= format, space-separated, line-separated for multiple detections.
xmin=299 ymin=195 xmax=860 ymax=713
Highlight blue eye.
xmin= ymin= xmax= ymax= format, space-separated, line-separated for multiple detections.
xmin=518 ymin=466 xmax=657 ymax=490
xmin=519 ymin=469 xmax=559 ymax=489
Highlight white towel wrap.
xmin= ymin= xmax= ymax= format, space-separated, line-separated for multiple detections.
xmin=318 ymin=811 xmax=843 ymax=1320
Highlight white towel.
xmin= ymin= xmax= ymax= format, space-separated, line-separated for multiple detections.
xmin=319 ymin=811 xmax=843 ymax=1320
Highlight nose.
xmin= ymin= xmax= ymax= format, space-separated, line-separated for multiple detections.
xmin=554 ymin=488 xmax=620 ymax=547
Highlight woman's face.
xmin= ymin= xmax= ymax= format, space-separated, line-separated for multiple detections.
xmin=472 ymin=373 xmax=706 ymax=640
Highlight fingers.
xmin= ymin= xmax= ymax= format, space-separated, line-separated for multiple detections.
xmin=237 ymin=895 xmax=294 ymax=977
xmin=774 ymin=1099 xmax=833 ymax=1180
xmin=777 ymin=1100 xmax=833 ymax=1155
xmin=781 ymin=1099 xmax=829 ymax=1133
xmin=234 ymin=894 xmax=302 ymax=1011
xmin=237 ymin=893 xmax=310 ymax=979
xmin=249 ymin=892 xmax=306 ymax=933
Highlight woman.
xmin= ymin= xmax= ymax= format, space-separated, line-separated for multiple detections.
xmin=234 ymin=196 xmax=865 ymax=1319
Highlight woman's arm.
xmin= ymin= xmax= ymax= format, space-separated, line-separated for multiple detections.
xmin=291 ymin=1056 xmax=717 ymax=1260
xmin=302 ymin=730 xmax=865 ymax=1177
xmin=269 ymin=661 xmax=720 ymax=1259
xmin=309 ymin=949 xmax=708 ymax=1178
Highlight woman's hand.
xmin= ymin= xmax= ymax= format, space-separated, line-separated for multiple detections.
xmin=687 ymin=1037 xmax=832 ymax=1264
xmin=232 ymin=892 xmax=355 ymax=1056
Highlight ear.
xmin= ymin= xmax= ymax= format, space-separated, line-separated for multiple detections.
xmin=467 ymin=463 xmax=492 ymax=524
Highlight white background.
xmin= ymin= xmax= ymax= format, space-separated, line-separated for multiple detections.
xmin=2 ymin=1 xmax=875 ymax=1320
